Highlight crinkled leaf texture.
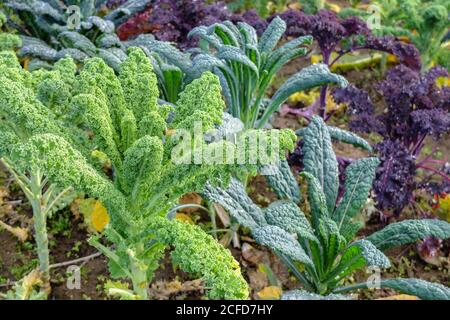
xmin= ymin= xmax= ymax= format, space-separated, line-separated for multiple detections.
xmin=282 ymin=290 xmax=352 ymax=300
xmin=300 ymin=172 xmax=329 ymax=229
xmin=264 ymin=200 xmax=318 ymax=243
xmin=378 ymin=279 xmax=450 ymax=300
xmin=334 ymin=157 xmax=380 ymax=230
xmin=151 ymin=217 xmax=249 ymax=300
xmin=296 ymin=125 xmax=373 ymax=153
xmin=264 ymin=160 xmax=301 ymax=203
xmin=263 ymin=65 xmax=348 ymax=127
xmin=367 ymin=219 xmax=450 ymax=251
xmin=350 ymin=240 xmax=391 ymax=269
xmin=253 ymin=225 xmax=313 ymax=267
xmin=303 ymin=116 xmax=339 ymax=213
xmin=203 ymin=178 xmax=266 ymax=230
xmin=327 ymin=126 xmax=373 ymax=152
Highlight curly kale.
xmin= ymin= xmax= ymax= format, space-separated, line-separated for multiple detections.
xmin=0 ymin=48 xmax=299 ymax=299
xmin=332 ymin=64 xmax=450 ymax=214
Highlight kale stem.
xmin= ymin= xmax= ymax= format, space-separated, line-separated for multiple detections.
xmin=333 ymin=281 xmax=369 ymax=294
xmin=416 ymin=165 xmax=450 ymax=181
xmin=277 ymin=253 xmax=315 ymax=292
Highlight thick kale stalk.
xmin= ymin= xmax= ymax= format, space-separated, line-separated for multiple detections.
xmin=333 ymin=64 xmax=450 ymax=214
xmin=205 ymin=116 xmax=450 ymax=300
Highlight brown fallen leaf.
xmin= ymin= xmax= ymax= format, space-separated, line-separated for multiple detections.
xmin=241 ymin=243 xmax=269 ymax=266
xmin=148 ymin=279 xmax=204 ymax=300
xmin=178 ymin=193 xmax=202 ymax=213
xmin=213 ymin=203 xmax=230 ymax=227
xmin=247 ymin=270 xmax=268 ymax=293
xmin=0 ymin=219 xmax=28 ymax=242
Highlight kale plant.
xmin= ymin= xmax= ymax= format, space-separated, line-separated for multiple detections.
xmin=205 ymin=116 xmax=450 ymax=300
xmin=0 ymin=10 xmax=22 ymax=51
xmin=3 ymin=0 xmax=150 ymax=70
xmin=143 ymin=17 xmax=348 ymax=127
xmin=332 ymin=64 xmax=450 ymax=215
xmin=275 ymin=9 xmax=422 ymax=120
xmin=0 ymin=47 xmax=297 ymax=299
xmin=339 ymin=0 xmax=450 ymax=71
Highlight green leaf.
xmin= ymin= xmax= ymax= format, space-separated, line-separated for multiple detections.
xmin=303 ymin=116 xmax=339 ymax=213
xmin=253 ymin=225 xmax=313 ymax=267
xmin=258 ymin=16 xmax=286 ymax=54
xmin=282 ymin=290 xmax=352 ymax=300
xmin=351 ymin=240 xmax=391 ymax=268
xmin=300 ymin=172 xmax=329 ymax=230
xmin=264 ymin=160 xmax=301 ymax=203
xmin=18 ymin=43 xmax=58 ymax=61
xmin=378 ymin=278 xmax=450 ymax=300
xmin=263 ymin=200 xmax=317 ymax=243
xmin=318 ymin=218 xmax=346 ymax=267
xmin=327 ymin=126 xmax=373 ymax=152
xmin=203 ymin=179 xmax=266 ymax=230
xmin=334 ymin=157 xmax=379 ymax=230
xmin=57 ymin=32 xmax=97 ymax=56
xmin=262 ymin=64 xmax=348 ymax=126
xmin=217 ymin=45 xmax=259 ymax=76
xmin=367 ymin=219 xmax=450 ymax=251
xmin=209 ymin=23 xmax=240 ymax=47
xmin=55 ymin=48 xmax=89 ymax=62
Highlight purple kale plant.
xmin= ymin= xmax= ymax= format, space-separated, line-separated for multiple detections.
xmin=332 ymin=65 xmax=450 ymax=215
xmin=273 ymin=9 xmax=422 ymax=121
xmin=116 ymin=0 xmax=266 ymax=48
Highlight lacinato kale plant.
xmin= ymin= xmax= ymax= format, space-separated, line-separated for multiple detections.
xmin=332 ymin=64 xmax=450 ymax=215
xmin=142 ymin=17 xmax=348 ymax=128
xmin=0 ymin=47 xmax=297 ymax=299
xmin=339 ymin=0 xmax=450 ymax=71
xmin=274 ymin=9 xmax=422 ymax=120
xmin=205 ymin=116 xmax=450 ymax=300
xmin=3 ymin=0 xmax=150 ymax=70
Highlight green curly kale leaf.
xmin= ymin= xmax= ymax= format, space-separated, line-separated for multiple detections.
xmin=1 ymin=47 xmax=298 ymax=299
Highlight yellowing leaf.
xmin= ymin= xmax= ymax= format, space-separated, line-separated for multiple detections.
xmin=77 ymin=198 xmax=110 ymax=232
xmin=327 ymin=4 xmax=341 ymax=13
xmin=436 ymin=77 xmax=450 ymax=88
xmin=256 ymin=286 xmax=282 ymax=300
xmin=310 ymin=54 xmax=322 ymax=64
xmin=175 ymin=213 xmax=194 ymax=224
xmin=437 ymin=194 xmax=450 ymax=222
xmin=91 ymin=201 xmax=110 ymax=232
